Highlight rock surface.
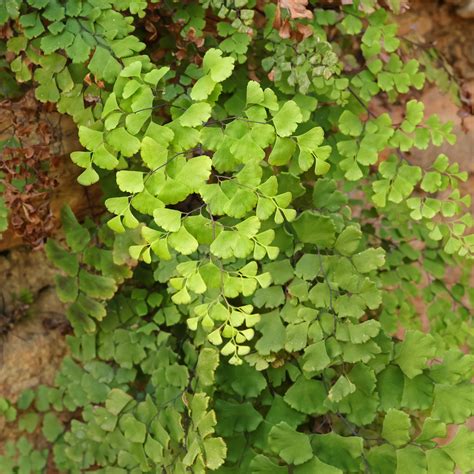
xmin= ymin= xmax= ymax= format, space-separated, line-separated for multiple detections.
xmin=0 ymin=248 xmax=69 ymax=446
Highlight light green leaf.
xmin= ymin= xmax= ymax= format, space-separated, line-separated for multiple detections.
xmin=191 ymin=75 xmax=216 ymax=101
xmin=402 ymin=100 xmax=424 ymax=133
xmin=65 ymin=33 xmax=90 ymax=63
xmin=196 ymin=348 xmax=219 ymax=387
xmin=431 ymin=384 xmax=473 ymax=424
xmin=19 ymin=413 xmax=40 ymax=434
xmin=61 ymin=206 xmax=90 ymax=252
xmin=285 ymin=322 xmax=309 ymax=352
xmin=272 ymin=101 xmax=303 ymax=137
xmin=367 ymin=445 xmax=397 ymax=474
xmin=203 ymin=437 xmax=227 ymax=470
xmin=297 ymin=127 xmax=324 ymax=150
xmin=55 ymin=274 xmax=78 ymax=302
xmin=177 ymin=156 xmax=212 ymax=191
xmin=119 ymin=414 xmax=147 ymax=444
xmin=216 ymin=400 xmax=263 ymax=435
xmin=246 ymin=81 xmax=264 ymax=105
xmin=426 ymin=449 xmax=454 ymax=474
xmin=302 ymin=341 xmax=330 ymax=372
xmin=377 ymin=366 xmax=404 ymax=411
xmin=144 ymin=436 xmax=164 ymax=463
xmin=45 ymin=239 xmax=79 ymax=276
xmin=179 ymin=102 xmax=212 ymax=127
xmin=416 ymin=418 xmax=447 ymax=443
xmin=394 ymin=330 xmax=436 ymax=379
xmin=102 ymin=92 xmax=120 ymax=117
xmin=78 ymin=126 xmax=103 ymax=151
xmin=401 ymin=374 xmax=433 ymax=410
xmin=88 ymin=47 xmax=122 ymax=82
xmin=311 ymin=433 xmax=363 ymax=472
xmin=268 ymin=422 xmax=313 ymax=465
xmin=107 ymin=127 xmax=141 ymax=157
xmin=202 ymin=48 xmax=235 ymax=82
xmin=382 ymin=409 xmax=411 ymax=447
xmin=285 ymin=377 xmax=327 ymax=415
xmin=141 ymin=136 xmax=168 ymax=170
xmin=442 ymin=427 xmax=474 ymax=472
xmin=168 ymin=226 xmax=199 ymax=255
xmin=144 ymin=67 xmax=169 ymax=86
xmin=77 ymin=166 xmax=99 ymax=186
xmin=116 ymin=171 xmax=144 ymax=193
xmin=335 ymin=226 xmax=362 ymax=256
xmin=396 ymin=446 xmax=426 ymax=474
xmin=328 ymin=376 xmax=356 ymax=403
xmin=42 ymin=413 xmax=64 ymax=442
xmin=153 ymin=208 xmax=181 ymax=232
xmin=255 ymin=311 xmax=285 ymax=355
xmin=78 ymin=270 xmax=117 ymax=299
xmin=291 ymin=211 xmax=336 ymax=247
xmin=352 ymin=248 xmax=385 ymax=273
xmin=268 ymin=137 xmax=296 ymax=166
xmin=250 ymin=455 xmax=287 ymax=473
xmin=339 ymin=110 xmax=363 ymax=136
xmin=295 ymin=457 xmax=342 ymax=474
xmin=40 ymin=31 xmax=74 ymax=54
xmin=120 ymin=61 xmax=142 ymax=77
xmin=93 ymin=144 xmax=118 ymax=170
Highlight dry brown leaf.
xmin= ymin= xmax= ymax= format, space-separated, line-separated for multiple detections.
xmin=278 ymin=20 xmax=292 ymax=39
xmin=296 ymin=22 xmax=313 ymax=40
xmin=279 ymin=0 xmax=313 ymax=19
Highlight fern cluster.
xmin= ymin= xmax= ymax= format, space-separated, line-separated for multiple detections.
xmin=0 ymin=0 xmax=473 ymax=473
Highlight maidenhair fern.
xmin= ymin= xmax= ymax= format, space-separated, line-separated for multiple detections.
xmin=0 ymin=1 xmax=473 ymax=473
